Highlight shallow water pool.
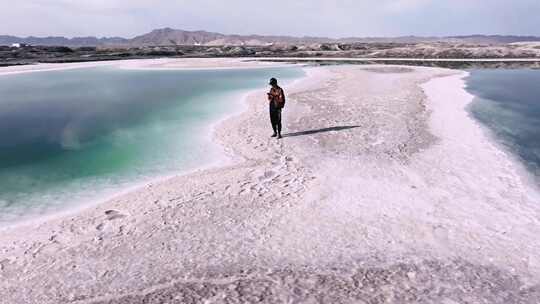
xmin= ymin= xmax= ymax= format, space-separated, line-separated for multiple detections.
xmin=0 ymin=65 xmax=304 ymax=223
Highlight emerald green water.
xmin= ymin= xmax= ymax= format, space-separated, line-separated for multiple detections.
xmin=0 ymin=65 xmax=304 ymax=223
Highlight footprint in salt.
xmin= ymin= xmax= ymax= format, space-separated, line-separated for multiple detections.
xmin=104 ymin=210 xmax=127 ymax=221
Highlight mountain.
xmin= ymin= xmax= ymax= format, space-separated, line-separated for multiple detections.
xmin=2 ymin=28 xmax=540 ymax=47
xmin=129 ymin=28 xmax=335 ymax=46
xmin=0 ymin=35 xmax=128 ymax=47
xmin=129 ymin=28 xmax=225 ymax=46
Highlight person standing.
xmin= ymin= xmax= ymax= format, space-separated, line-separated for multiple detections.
xmin=267 ymin=77 xmax=286 ymax=139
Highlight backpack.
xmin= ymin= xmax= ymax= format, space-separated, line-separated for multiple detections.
xmin=276 ymin=88 xmax=286 ymax=109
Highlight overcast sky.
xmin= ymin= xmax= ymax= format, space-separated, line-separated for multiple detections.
xmin=3 ymin=0 xmax=540 ymax=38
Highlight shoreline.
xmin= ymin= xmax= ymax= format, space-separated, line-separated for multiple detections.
xmin=424 ymin=72 xmax=540 ymax=197
xmin=2 ymin=56 xmax=540 ymax=77
xmin=462 ymin=73 xmax=540 ymax=191
xmin=463 ymin=74 xmax=540 ymax=198
xmin=0 ymin=58 xmax=300 ymax=76
xmin=0 ymin=61 xmax=307 ymax=230
xmin=428 ymin=72 xmax=540 ymax=198
xmin=1 ymin=61 xmax=540 ymax=303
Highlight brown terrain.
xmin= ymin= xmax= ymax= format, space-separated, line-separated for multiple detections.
xmin=2 ymin=28 xmax=540 ymax=67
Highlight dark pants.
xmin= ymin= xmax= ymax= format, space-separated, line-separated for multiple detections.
xmin=269 ymin=106 xmax=282 ymax=135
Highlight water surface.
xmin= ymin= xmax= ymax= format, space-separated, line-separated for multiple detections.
xmin=0 ymin=65 xmax=304 ymax=223
xmin=466 ymin=69 xmax=540 ymax=180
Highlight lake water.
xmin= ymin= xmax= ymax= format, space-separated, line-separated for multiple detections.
xmin=466 ymin=69 xmax=540 ymax=182
xmin=0 ymin=65 xmax=304 ymax=224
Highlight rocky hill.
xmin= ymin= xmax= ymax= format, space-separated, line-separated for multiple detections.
xmin=129 ymin=28 xmax=224 ymax=46
xmin=2 ymin=41 xmax=540 ymax=69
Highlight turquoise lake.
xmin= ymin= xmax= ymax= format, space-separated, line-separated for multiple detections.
xmin=0 ymin=65 xmax=304 ymax=223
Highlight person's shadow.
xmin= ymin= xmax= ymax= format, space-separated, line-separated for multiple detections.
xmin=283 ymin=125 xmax=360 ymax=138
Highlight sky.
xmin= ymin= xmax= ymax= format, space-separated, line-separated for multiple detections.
xmin=3 ymin=0 xmax=540 ymax=38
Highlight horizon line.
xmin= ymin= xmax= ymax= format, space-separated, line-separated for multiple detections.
xmin=2 ymin=27 xmax=540 ymax=40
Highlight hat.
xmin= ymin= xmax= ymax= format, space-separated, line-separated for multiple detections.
xmin=269 ymin=78 xmax=278 ymax=85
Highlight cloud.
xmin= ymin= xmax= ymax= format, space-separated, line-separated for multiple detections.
xmin=384 ymin=0 xmax=431 ymax=12
xmin=1 ymin=0 xmax=539 ymax=38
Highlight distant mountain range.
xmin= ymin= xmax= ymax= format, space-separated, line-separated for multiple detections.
xmin=0 ymin=35 xmax=128 ymax=47
xmin=2 ymin=28 xmax=540 ymax=47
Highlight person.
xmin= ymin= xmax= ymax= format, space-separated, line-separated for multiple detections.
xmin=267 ymin=77 xmax=286 ymax=139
